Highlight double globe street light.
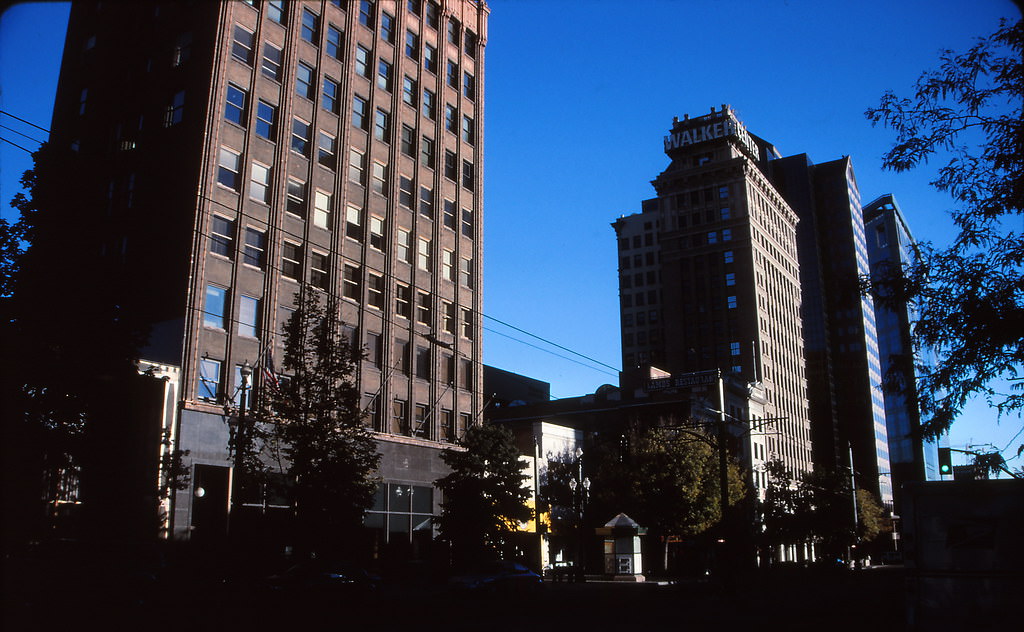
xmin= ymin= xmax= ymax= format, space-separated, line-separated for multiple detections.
xmin=568 ymin=446 xmax=590 ymax=581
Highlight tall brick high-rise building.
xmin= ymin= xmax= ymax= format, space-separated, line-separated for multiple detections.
xmin=46 ymin=0 xmax=488 ymax=552
xmin=613 ymin=106 xmax=898 ymax=518
xmin=613 ymin=105 xmax=815 ymax=481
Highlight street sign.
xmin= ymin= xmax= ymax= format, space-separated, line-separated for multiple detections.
xmin=646 ymin=370 xmax=719 ymax=391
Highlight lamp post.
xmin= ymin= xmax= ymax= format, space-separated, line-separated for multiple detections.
xmin=234 ymin=361 xmax=252 ymax=472
xmin=716 ymin=372 xmax=730 ymax=576
xmin=229 ymin=361 xmax=252 ymax=537
xmin=568 ymin=447 xmax=590 ymax=582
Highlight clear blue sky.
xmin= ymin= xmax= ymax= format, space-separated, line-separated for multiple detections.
xmin=1 ymin=0 xmax=1021 ymax=470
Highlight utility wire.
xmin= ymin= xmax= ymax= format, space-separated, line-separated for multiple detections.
xmin=1001 ymin=423 xmax=1024 ymax=454
xmin=483 ymin=313 xmax=620 ymax=373
xmin=0 ymin=123 xmax=45 ymax=145
xmin=0 ymin=109 xmax=51 ymax=134
xmin=483 ymin=325 xmax=619 ymax=379
xmin=185 ymin=188 xmax=621 ymax=377
xmin=5 ymin=107 xmax=622 ymax=379
xmin=0 ymin=136 xmax=35 ymax=154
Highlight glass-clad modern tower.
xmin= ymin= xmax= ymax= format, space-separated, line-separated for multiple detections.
xmin=864 ymin=194 xmax=940 ymax=506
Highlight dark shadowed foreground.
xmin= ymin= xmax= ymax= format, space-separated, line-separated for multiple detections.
xmin=6 ymin=554 xmax=909 ymax=632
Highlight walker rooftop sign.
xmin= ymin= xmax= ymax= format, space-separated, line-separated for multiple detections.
xmin=664 ymin=113 xmax=760 ymax=161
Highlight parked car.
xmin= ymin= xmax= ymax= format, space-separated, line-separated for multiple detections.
xmin=448 ymin=561 xmax=542 ymax=594
xmin=264 ymin=559 xmax=380 ymax=598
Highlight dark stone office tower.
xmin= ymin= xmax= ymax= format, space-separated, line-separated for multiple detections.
xmin=771 ymin=156 xmax=893 ymax=509
xmin=613 ymin=105 xmax=815 ymax=481
xmin=44 ymin=0 xmax=489 ymax=555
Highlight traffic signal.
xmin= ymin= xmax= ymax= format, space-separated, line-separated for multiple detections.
xmin=938 ymin=447 xmax=952 ymax=475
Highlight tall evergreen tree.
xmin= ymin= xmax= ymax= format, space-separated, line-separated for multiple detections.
xmin=435 ymin=423 xmax=531 ymax=565
xmin=257 ymin=290 xmax=381 ymax=558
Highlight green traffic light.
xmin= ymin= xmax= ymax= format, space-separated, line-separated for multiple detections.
xmin=938 ymin=447 xmax=952 ymax=475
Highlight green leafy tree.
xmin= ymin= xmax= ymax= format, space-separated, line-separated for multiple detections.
xmin=854 ymin=489 xmax=888 ymax=544
xmin=435 ymin=423 xmax=531 ymax=565
xmin=760 ymin=459 xmax=891 ymax=563
xmin=865 ymin=18 xmax=1024 ymax=439
xmin=0 ymin=215 xmax=25 ymax=298
xmin=257 ymin=290 xmax=381 ymax=558
xmin=759 ymin=459 xmax=813 ymax=553
xmin=590 ymin=425 xmax=746 ymax=571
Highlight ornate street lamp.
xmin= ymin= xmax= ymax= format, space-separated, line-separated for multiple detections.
xmin=227 ymin=361 xmax=252 ymax=537
xmin=568 ymin=447 xmax=591 ymax=582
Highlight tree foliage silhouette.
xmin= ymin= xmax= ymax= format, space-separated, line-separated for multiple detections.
xmin=435 ymin=423 xmax=531 ymax=564
xmin=588 ymin=424 xmax=745 ymax=572
xmin=2 ymin=144 xmax=170 ymax=543
xmin=257 ymin=290 xmax=380 ymax=557
xmin=865 ymin=18 xmax=1023 ymax=439
xmin=759 ymin=459 xmax=889 ymax=561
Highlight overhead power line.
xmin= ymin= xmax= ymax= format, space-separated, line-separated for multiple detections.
xmin=0 ymin=110 xmax=51 ymax=134
xmin=483 ymin=325 xmax=619 ymax=379
xmin=0 ymin=136 xmax=35 ymax=154
xmin=483 ymin=313 xmax=620 ymax=373
xmin=0 ymin=123 xmax=45 ymax=145
xmin=0 ymin=108 xmax=622 ymax=382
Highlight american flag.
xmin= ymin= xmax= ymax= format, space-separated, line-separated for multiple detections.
xmin=261 ymin=352 xmax=281 ymax=393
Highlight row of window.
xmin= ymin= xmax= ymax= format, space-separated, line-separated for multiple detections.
xmin=619 ymin=232 xmax=656 ymax=251
xmin=210 ymin=212 xmax=475 ymax=293
xmin=366 ymin=398 xmax=466 ymax=442
xmin=347 ymin=145 xmax=476 ymax=193
xmin=198 ymin=358 xmax=259 ymax=405
xmin=668 ymin=186 xmax=731 ymax=210
xmin=620 ymin=290 xmax=659 ymax=309
xmin=354 ymin=87 xmax=475 ymax=143
xmin=211 ymin=223 xmax=474 ymax=298
xmin=622 ymin=329 xmax=661 ymax=348
xmin=198 ymin=358 xmax=474 ymax=442
xmin=198 ymin=340 xmax=474 ymax=402
xmin=622 ymin=310 xmax=659 ymax=328
xmin=397 ymin=177 xmax=475 ymax=233
xmin=365 ymin=339 xmax=476 ymax=388
xmin=222 ymin=147 xmax=476 ymax=235
xmin=620 ymin=270 xmax=658 ymax=289
xmin=217 ymin=140 xmax=476 ymax=217
xmin=225 ymin=79 xmax=473 ymax=167
xmin=357 ymin=0 xmax=479 ymax=59
xmin=242 ymin=2 xmax=339 ymax=53
xmin=202 ymin=286 xmax=261 ymax=338
xmin=231 ymin=15 xmax=476 ymax=103
xmin=620 ymin=250 xmax=657 ymax=270
xmin=205 ymin=262 xmax=474 ymax=330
